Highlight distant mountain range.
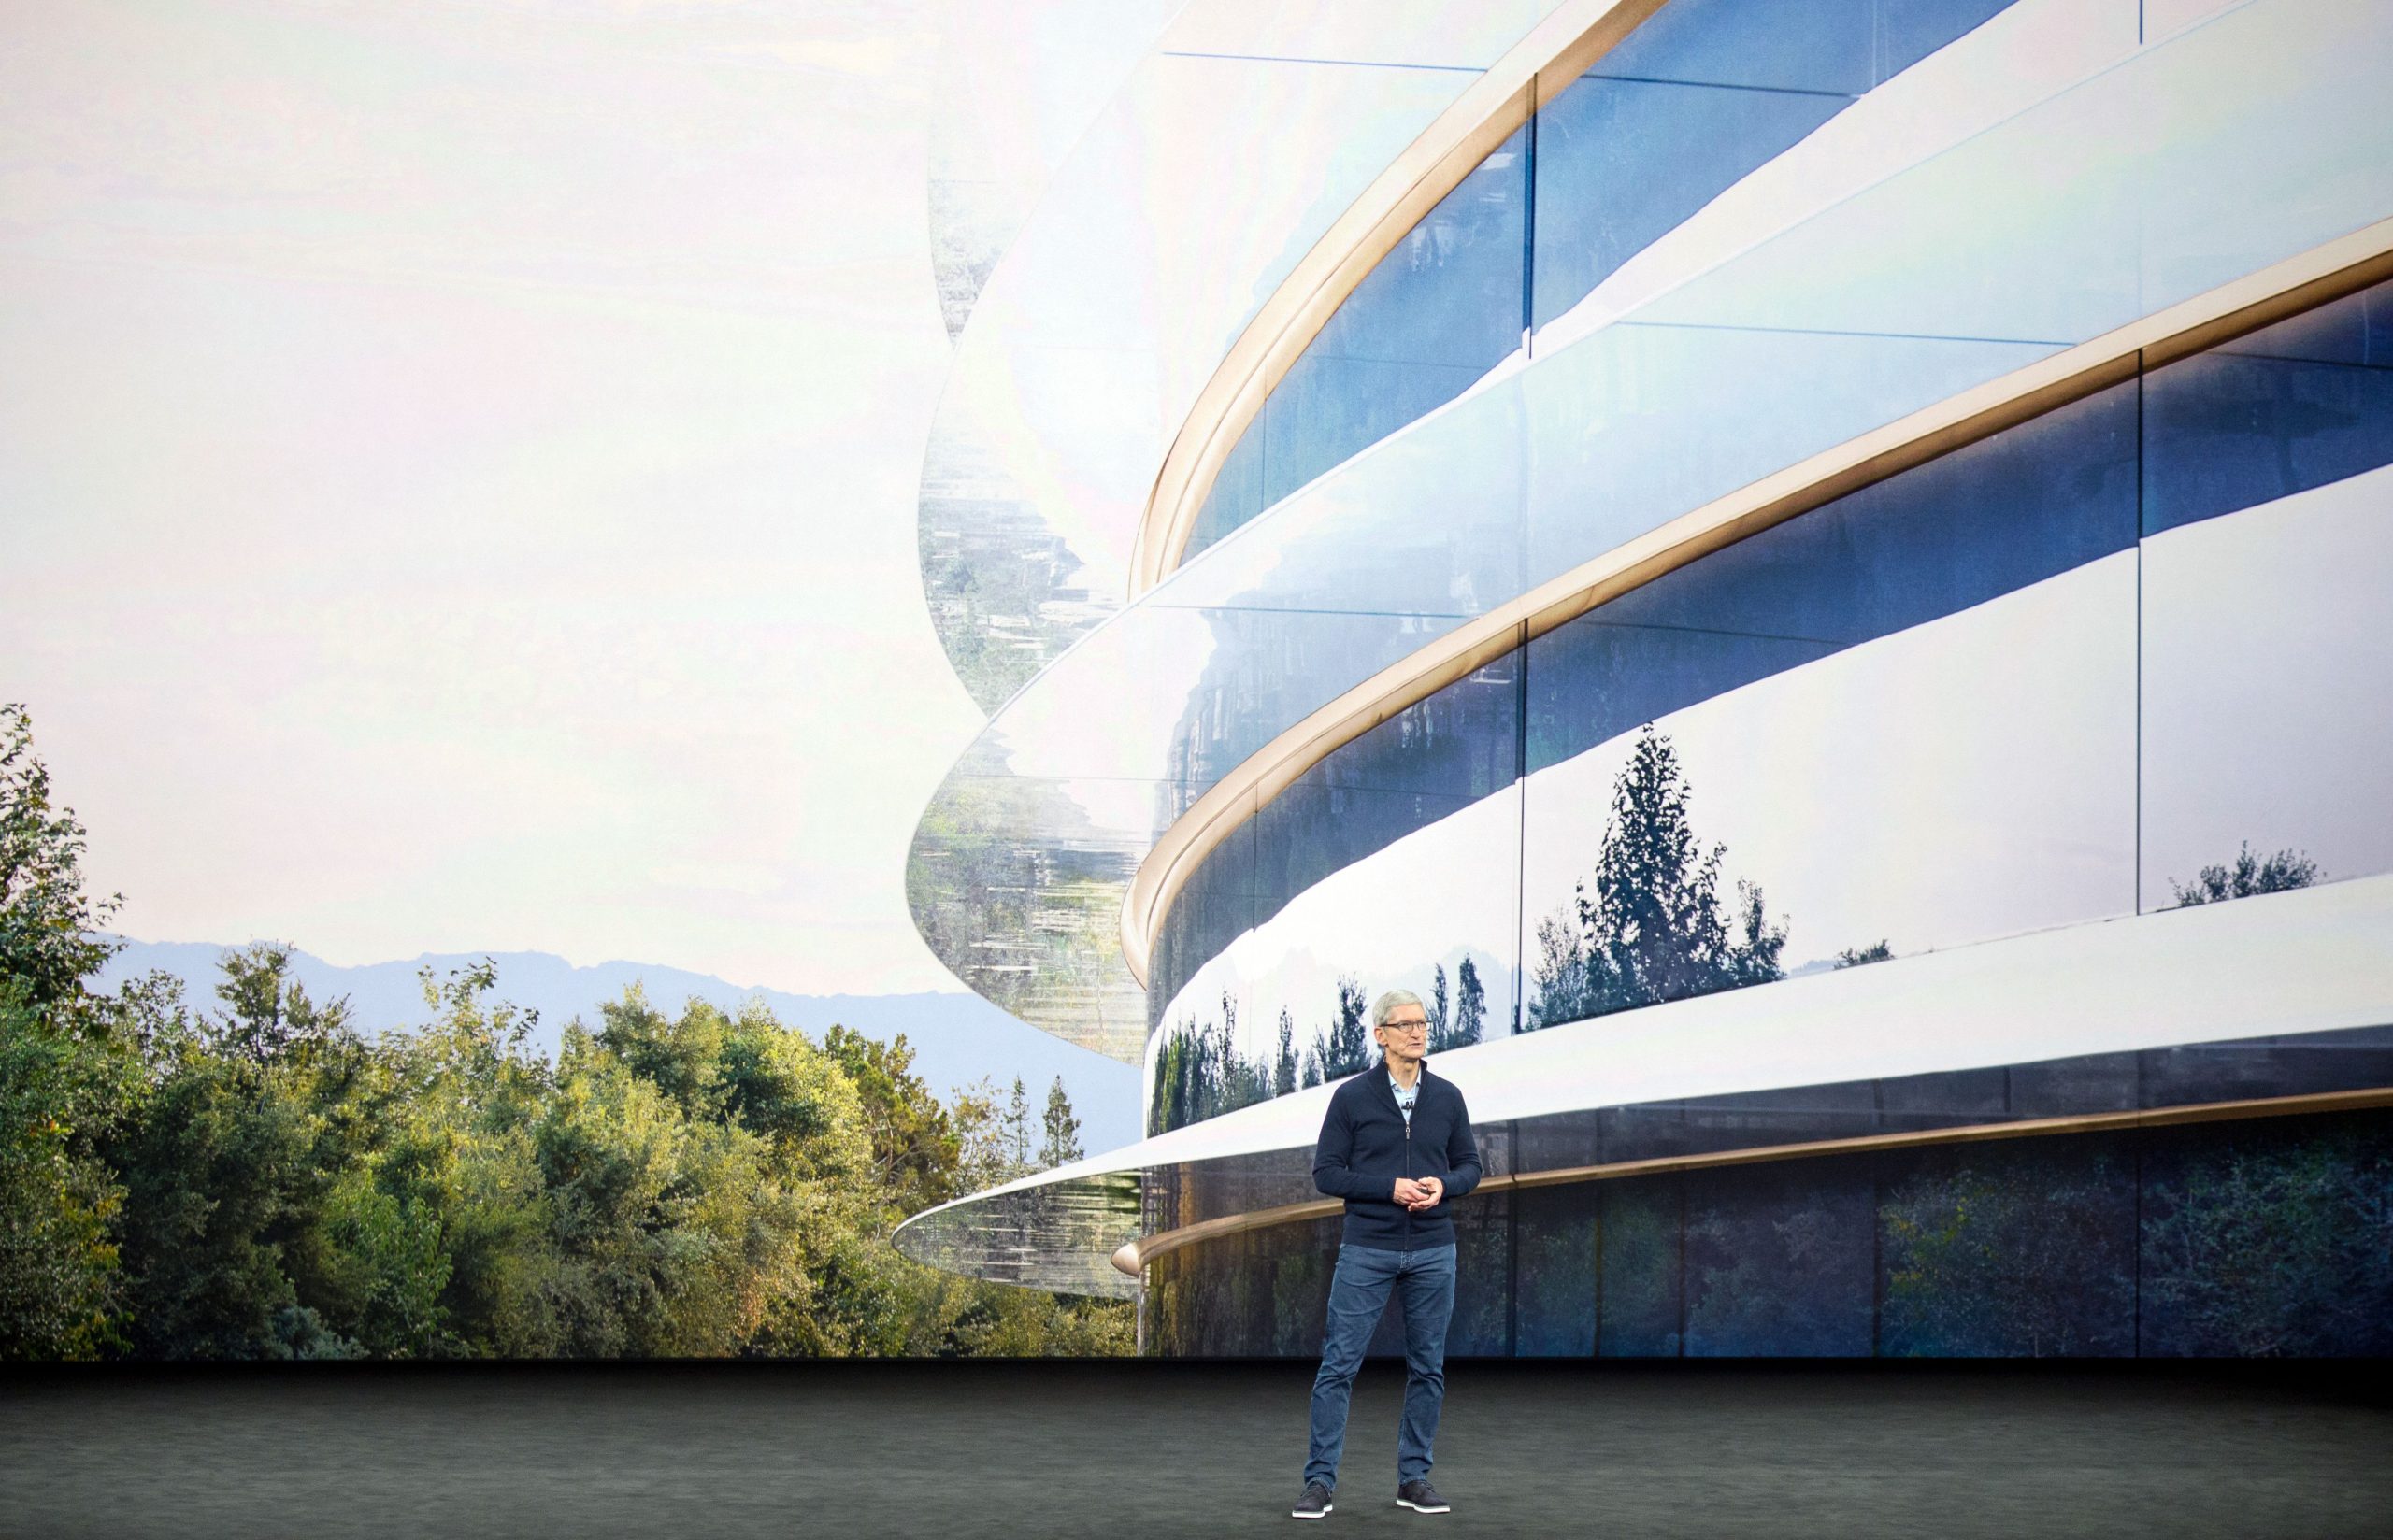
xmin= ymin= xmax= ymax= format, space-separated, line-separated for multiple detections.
xmin=98 ymin=940 xmax=1140 ymax=1154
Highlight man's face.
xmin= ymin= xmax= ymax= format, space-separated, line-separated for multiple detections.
xmin=1375 ymin=1006 xmax=1429 ymax=1062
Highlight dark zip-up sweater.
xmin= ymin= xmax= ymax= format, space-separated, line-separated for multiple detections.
xmin=1311 ymin=1060 xmax=1482 ymax=1250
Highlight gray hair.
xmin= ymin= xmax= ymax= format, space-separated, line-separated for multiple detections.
xmin=1371 ymin=989 xmax=1426 ymax=1031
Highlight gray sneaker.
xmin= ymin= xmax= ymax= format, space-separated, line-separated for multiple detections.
xmin=1292 ymin=1482 xmax=1334 ymax=1519
xmin=1397 ymin=1478 xmax=1450 ymax=1514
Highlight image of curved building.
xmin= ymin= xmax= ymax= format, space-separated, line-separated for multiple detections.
xmin=898 ymin=0 xmax=2393 ymax=1356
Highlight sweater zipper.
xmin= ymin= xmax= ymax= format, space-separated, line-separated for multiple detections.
xmin=1403 ymin=1110 xmax=1413 ymax=1249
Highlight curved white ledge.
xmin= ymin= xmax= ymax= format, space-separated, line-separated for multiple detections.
xmin=896 ymin=874 xmax=2393 ymax=1284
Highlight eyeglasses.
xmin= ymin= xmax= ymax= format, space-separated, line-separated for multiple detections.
xmin=1378 ymin=1020 xmax=1430 ymax=1035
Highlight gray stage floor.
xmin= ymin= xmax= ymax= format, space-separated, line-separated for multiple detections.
xmin=4 ymin=1362 xmax=2387 ymax=1539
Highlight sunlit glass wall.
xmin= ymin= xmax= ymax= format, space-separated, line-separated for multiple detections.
xmin=1184 ymin=0 xmax=2028 ymax=562
xmin=1148 ymin=274 xmax=2393 ymax=1136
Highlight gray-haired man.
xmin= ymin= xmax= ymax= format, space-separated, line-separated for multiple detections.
xmin=1292 ymin=988 xmax=1481 ymax=1519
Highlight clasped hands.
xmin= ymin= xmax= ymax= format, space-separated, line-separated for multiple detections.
xmin=1391 ymin=1176 xmax=1444 ymax=1212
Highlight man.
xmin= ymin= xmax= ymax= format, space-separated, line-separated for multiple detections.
xmin=1292 ymin=989 xmax=1481 ymax=1520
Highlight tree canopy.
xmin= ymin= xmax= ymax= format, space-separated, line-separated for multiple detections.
xmin=0 ymin=705 xmax=1123 ymax=1361
xmin=2170 ymin=843 xmax=2320 ymax=907
xmin=1530 ymin=726 xmax=1787 ymax=1030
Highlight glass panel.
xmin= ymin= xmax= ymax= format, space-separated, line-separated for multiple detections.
xmin=1521 ymin=382 xmax=2140 ymax=1033
xmin=1513 ymin=1108 xmax=1601 ymax=1173
xmin=2139 ymin=283 xmax=2393 ymax=911
xmin=1878 ymin=1134 xmax=2137 ymax=1356
xmin=908 ymin=772 xmax=1171 ymax=1062
xmin=920 ymin=49 xmax=1508 ymax=705
xmin=1146 ymin=1148 xmax=1317 ymax=1233
xmin=1683 ymin=1154 xmax=1875 ymax=1355
xmin=2138 ymin=1109 xmax=2393 ymax=1356
xmin=1530 ymin=71 xmax=1846 ymax=327
xmin=1524 ymin=325 xmax=2060 ymax=584
xmin=1632 ymin=0 xmax=2393 ymax=345
xmin=1269 ymin=1227 xmax=1340 ymax=1358
xmin=1530 ymin=0 xmax=2025 ymax=325
xmin=1678 ymin=1082 xmax=1882 ymax=1154
xmin=889 ymin=1171 xmax=1143 ymax=1299
xmin=2141 ymin=1025 xmax=2393 ymax=1109
xmin=1157 ymin=373 xmax=1527 ymax=619
xmin=1450 ymin=1191 xmax=1518 ymax=1356
xmin=1529 ymin=382 xmax=2138 ymax=771
xmin=1597 ymin=1176 xmax=1684 ymax=1356
xmin=2007 ymin=1050 xmax=2140 ymax=1118
xmin=1148 ymin=783 xmax=1521 ymax=1132
xmin=2143 ymin=280 xmax=2393 ymax=535
xmin=1187 ymin=124 xmax=1529 ymax=562
xmin=1147 ymin=789 xmax=1255 ymax=1041
xmin=1248 ymin=650 xmax=1518 ymax=924
xmin=1514 ymin=1184 xmax=1600 ymax=1356
xmin=981 ymin=605 xmax=1468 ymax=789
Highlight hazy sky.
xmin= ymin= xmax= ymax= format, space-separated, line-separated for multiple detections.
xmin=0 ymin=0 xmax=994 ymax=994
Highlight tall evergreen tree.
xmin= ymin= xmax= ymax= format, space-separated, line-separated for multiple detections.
xmin=1003 ymin=1077 xmax=1032 ymax=1178
xmin=1427 ymin=965 xmax=1452 ymax=1052
xmin=1454 ymin=957 xmax=1486 ymax=1048
xmin=1038 ymin=1077 xmax=1082 ymax=1170
xmin=1527 ymin=726 xmax=1786 ymax=1029
xmin=1273 ymin=1009 xmax=1297 ymax=1097
xmin=1309 ymin=976 xmax=1372 ymax=1081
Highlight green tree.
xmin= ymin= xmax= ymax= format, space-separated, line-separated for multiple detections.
xmin=595 ymin=984 xmax=719 ymax=1110
xmin=1272 ymin=1008 xmax=1297 ymax=1097
xmin=1836 ymin=941 xmax=1893 ymax=969
xmin=1 ymin=704 xmax=118 ymax=1011
xmin=1 ymin=983 xmax=130 ymax=1359
xmin=345 ymin=962 xmax=560 ymax=1359
xmin=0 ymin=704 xmax=137 ymax=1358
xmin=947 ymin=1077 xmax=1013 ymax=1192
xmin=103 ymin=957 xmax=342 ymax=1359
xmin=823 ymin=1026 xmax=964 ymax=1217
xmin=3 ymin=704 xmax=1133 ymax=1361
xmin=1880 ymin=1150 xmax=2133 ymax=1356
xmin=1453 ymin=958 xmax=1486 ymax=1048
xmin=1147 ymin=993 xmax=1272 ymax=1135
xmin=1039 ymin=1077 xmax=1082 ymax=1170
xmin=532 ymin=1031 xmax=793 ymax=1355
xmin=1528 ymin=726 xmax=1786 ymax=1029
xmin=1308 ymin=975 xmax=1371 ymax=1081
xmin=2142 ymin=1122 xmax=2393 ymax=1356
xmin=1002 ymin=1077 xmax=1032 ymax=1178
xmin=2169 ymin=843 xmax=2320 ymax=907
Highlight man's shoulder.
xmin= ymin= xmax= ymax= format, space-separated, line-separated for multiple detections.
xmin=1326 ymin=1070 xmax=1373 ymax=1103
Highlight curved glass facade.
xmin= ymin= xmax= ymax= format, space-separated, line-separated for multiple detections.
xmin=917 ymin=2 xmax=1566 ymax=710
xmin=901 ymin=0 xmax=2393 ymax=1359
xmin=915 ymin=0 xmax=2393 ymax=1059
xmin=1144 ymin=1058 xmax=2393 ymax=1358
xmin=1184 ymin=0 xmax=2033 ymax=563
xmin=1149 ymin=271 xmax=2393 ymax=1131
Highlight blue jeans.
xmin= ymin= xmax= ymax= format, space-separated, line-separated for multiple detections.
xmin=1304 ymin=1242 xmax=1456 ymax=1490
